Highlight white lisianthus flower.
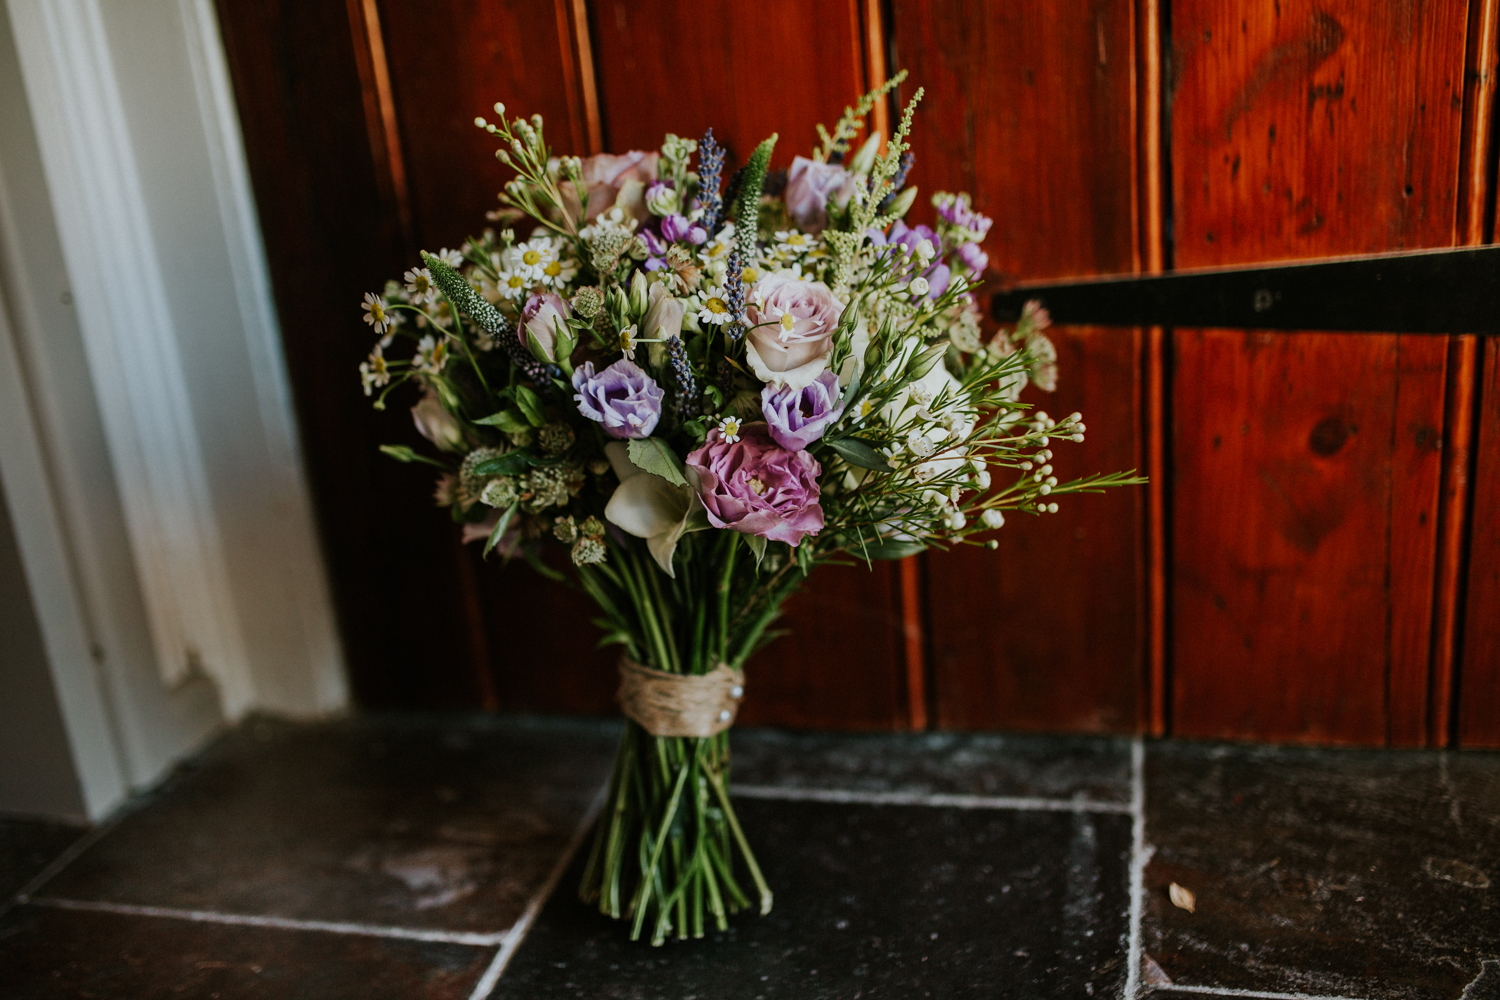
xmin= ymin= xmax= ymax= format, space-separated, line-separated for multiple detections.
xmin=602 ymin=442 xmax=708 ymax=577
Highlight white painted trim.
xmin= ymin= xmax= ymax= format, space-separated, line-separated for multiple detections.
xmin=0 ymin=281 xmax=127 ymax=819
xmin=732 ymin=784 xmax=1133 ymax=813
xmin=6 ymin=0 xmax=253 ymax=714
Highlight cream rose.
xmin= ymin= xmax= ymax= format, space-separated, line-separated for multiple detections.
xmin=744 ymin=274 xmax=843 ymax=390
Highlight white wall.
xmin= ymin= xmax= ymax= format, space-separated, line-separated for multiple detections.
xmin=0 ymin=0 xmax=347 ymax=820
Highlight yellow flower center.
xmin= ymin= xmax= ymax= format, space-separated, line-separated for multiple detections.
xmin=704 ymin=242 xmax=727 ymax=258
xmin=544 ymin=260 xmax=562 ymax=276
xmin=779 ymin=313 xmax=796 ymax=332
xmin=786 ymin=233 xmax=806 ymax=246
xmin=705 ymin=297 xmax=728 ymax=314
xmin=747 ymin=476 xmax=767 ymax=495
xmin=742 ymin=267 xmax=759 ymax=283
xmin=723 ymin=418 xmax=740 ymax=435
xmin=507 ymin=275 xmax=525 ymax=289
xmin=522 ymin=249 xmax=542 ymax=265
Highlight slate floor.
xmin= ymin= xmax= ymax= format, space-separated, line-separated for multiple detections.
xmin=0 ymin=717 xmax=1496 ymax=999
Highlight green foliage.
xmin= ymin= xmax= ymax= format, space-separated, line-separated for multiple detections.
xmin=420 ymin=251 xmax=508 ymax=335
xmin=628 ymin=437 xmax=688 ymax=487
xmin=824 ymin=437 xmax=893 ymax=473
xmin=732 ymin=134 xmax=777 ymax=264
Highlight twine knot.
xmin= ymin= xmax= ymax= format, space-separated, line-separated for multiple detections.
xmin=618 ymin=657 xmax=745 ymax=738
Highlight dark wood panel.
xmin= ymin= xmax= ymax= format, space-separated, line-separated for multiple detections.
xmin=1459 ymin=337 xmax=1500 ymax=748
xmin=1171 ymin=330 xmax=1446 ymax=745
xmin=213 ymin=0 xmax=484 ymax=707
xmin=1167 ymin=0 xmax=1467 ymax=744
xmin=377 ymin=0 xmax=592 ymax=253
xmin=588 ymin=0 xmax=867 ymax=169
xmin=890 ymin=0 xmax=1146 ymax=733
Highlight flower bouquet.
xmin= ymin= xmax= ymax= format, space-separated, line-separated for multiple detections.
xmin=358 ymin=73 xmax=1141 ymax=945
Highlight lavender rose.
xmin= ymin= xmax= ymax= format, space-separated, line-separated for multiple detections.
xmin=761 ymin=370 xmax=844 ymax=451
xmin=521 ymin=292 xmax=571 ymax=360
xmin=564 ymin=150 xmax=660 ymax=224
xmin=410 ymin=387 xmax=465 ymax=452
xmin=686 ymin=423 xmax=824 ymax=546
xmin=744 ymin=273 xmax=843 ymax=389
xmin=571 ymin=359 xmax=664 ymax=439
xmin=784 ymin=156 xmax=856 ymax=234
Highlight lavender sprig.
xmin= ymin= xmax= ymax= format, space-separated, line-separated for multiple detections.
xmin=724 ymin=250 xmax=747 ymax=340
xmin=665 ymin=336 xmax=698 ymax=415
xmin=695 ymin=128 xmax=726 ymax=234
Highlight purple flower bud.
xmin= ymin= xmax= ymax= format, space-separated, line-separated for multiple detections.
xmin=761 ymin=370 xmax=844 ymax=451
xmin=571 ymin=359 xmax=664 ymax=439
xmin=956 ymin=241 xmax=989 ymax=275
xmin=688 ymin=226 xmax=708 ymax=245
xmin=660 ymin=213 xmax=693 ymax=243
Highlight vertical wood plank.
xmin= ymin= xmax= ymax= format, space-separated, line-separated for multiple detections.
xmin=213 ymin=0 xmax=484 ymax=708
xmin=1168 ymin=0 xmax=1467 ymax=744
xmin=891 ymin=0 xmax=1147 ymax=733
xmin=1459 ymin=337 xmax=1500 ymax=748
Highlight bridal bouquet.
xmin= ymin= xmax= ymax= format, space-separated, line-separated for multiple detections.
xmin=358 ymin=73 xmax=1139 ymax=945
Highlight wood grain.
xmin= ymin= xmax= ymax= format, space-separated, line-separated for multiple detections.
xmin=891 ymin=0 xmax=1146 ymax=733
xmin=1459 ymin=337 xmax=1500 ymax=748
xmin=213 ymin=0 xmax=486 ymax=708
xmin=1168 ymin=0 xmax=1467 ymax=744
xmin=588 ymin=0 xmax=868 ymax=169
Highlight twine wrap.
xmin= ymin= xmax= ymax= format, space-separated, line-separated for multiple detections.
xmin=618 ymin=657 xmax=745 ymax=738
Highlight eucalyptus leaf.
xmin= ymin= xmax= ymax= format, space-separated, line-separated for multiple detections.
xmin=475 ymin=408 xmax=530 ymax=433
xmin=514 ymin=384 xmax=546 ymax=427
xmin=627 ymin=437 xmax=688 ymax=487
xmin=866 ymin=539 xmax=927 ymax=560
xmin=826 ymin=437 xmax=893 ymax=473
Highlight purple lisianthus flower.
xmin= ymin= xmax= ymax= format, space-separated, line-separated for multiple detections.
xmin=761 ymin=370 xmax=844 ymax=450
xmin=884 ymin=220 xmax=952 ymax=299
xmin=936 ymin=193 xmax=994 ymax=239
xmin=784 ymin=156 xmax=856 ymax=234
xmin=686 ymin=423 xmax=824 ymax=546
xmin=660 ymin=213 xmax=696 ymax=243
xmin=571 ymin=359 xmax=664 ymax=439
xmin=956 ymin=241 xmax=989 ymax=275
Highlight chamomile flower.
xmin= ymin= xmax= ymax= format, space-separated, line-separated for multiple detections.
xmin=495 ymin=267 xmax=530 ymax=301
xmin=537 ymin=253 xmax=579 ymax=287
xmin=359 ymin=346 xmax=390 ymax=396
xmin=507 ymin=238 xmax=555 ymax=280
xmin=437 ymin=247 xmax=465 ymax=268
xmin=414 ymin=335 xmax=449 ymax=375
xmin=774 ymin=230 xmax=813 ymax=256
xmin=852 ymin=397 xmax=878 ymax=423
xmin=362 ymin=292 xmax=392 ymax=335
xmin=403 ymin=267 xmax=436 ymax=305
xmin=717 ymin=415 xmax=743 ymax=443
xmin=696 ymin=286 xmax=734 ymax=325
xmin=617 ymin=324 xmax=639 ymax=360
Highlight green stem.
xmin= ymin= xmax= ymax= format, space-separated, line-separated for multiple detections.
xmin=706 ymin=766 xmax=772 ymax=915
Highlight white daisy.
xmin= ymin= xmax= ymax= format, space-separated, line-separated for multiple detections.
xmin=495 ymin=267 xmax=530 ymax=301
xmin=362 ymin=292 xmax=392 ymax=335
xmin=696 ymin=286 xmax=734 ymax=325
xmin=507 ymin=238 xmax=555 ymax=280
xmin=617 ymin=324 xmax=639 ymax=360
xmin=537 ymin=254 xmax=579 ymax=288
xmin=403 ymin=267 xmax=436 ymax=305
xmin=437 ymin=247 xmax=465 ymax=268
xmin=717 ymin=415 xmax=743 ymax=443
xmin=774 ymin=230 xmax=813 ymax=256
xmin=414 ymin=335 xmax=449 ymax=375
xmin=359 ymin=346 xmax=390 ymax=396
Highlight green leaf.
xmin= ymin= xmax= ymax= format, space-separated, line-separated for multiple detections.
xmin=627 ymin=437 xmax=688 ymax=487
xmin=826 ymin=437 xmax=893 ymax=473
xmin=474 ymin=408 xmax=530 ymax=433
xmin=483 ymin=501 xmax=520 ymax=559
xmin=907 ymin=343 xmax=947 ymax=382
xmin=514 ymin=384 xmax=546 ymax=427
xmin=796 ymin=539 xmax=815 ymax=576
xmin=470 ymin=450 xmax=534 ymax=476
xmin=866 ymin=539 xmax=927 ymax=560
xmin=746 ymin=534 xmax=767 ymax=569
xmin=524 ymin=547 xmax=567 ymax=581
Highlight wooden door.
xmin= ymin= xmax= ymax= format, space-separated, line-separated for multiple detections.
xmin=213 ymin=0 xmax=1498 ymax=744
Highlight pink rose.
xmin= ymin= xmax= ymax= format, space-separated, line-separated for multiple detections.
xmin=686 ymin=423 xmax=823 ymax=547
xmin=784 ymin=156 xmax=856 ymax=234
xmin=563 ymin=151 xmax=660 ymax=225
xmin=521 ymin=291 xmax=571 ymax=360
xmin=745 ymin=274 xmax=843 ymax=387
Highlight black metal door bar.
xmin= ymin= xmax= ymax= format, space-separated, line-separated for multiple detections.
xmin=989 ymin=244 xmax=1499 ymax=334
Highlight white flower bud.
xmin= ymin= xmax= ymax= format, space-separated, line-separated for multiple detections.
xmin=1068 ymin=412 xmax=1082 ymax=423
xmin=1039 ymin=484 xmax=1051 ymax=495
xmin=1047 ymin=502 xmax=1059 ymax=513
xmin=987 ymin=539 xmax=1000 ymax=550
xmin=493 ymin=102 xmax=506 ymax=115
xmin=982 ymin=509 xmax=1005 ymax=529
xmin=1072 ymin=433 xmax=1085 ymax=442
xmin=1046 ymin=476 xmax=1058 ymax=487
xmin=474 ymin=116 xmax=487 ymax=128
xmin=909 ymin=276 xmax=930 ymax=297
xmin=1041 ymin=464 xmax=1053 ymax=476
xmin=645 ymin=183 xmax=680 ymax=217
xmin=976 ymin=470 xmax=992 ymax=490
xmin=915 ymin=238 xmax=936 ymax=261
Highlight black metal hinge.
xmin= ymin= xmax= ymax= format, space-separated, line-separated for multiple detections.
xmin=990 ymin=245 xmax=1499 ymax=334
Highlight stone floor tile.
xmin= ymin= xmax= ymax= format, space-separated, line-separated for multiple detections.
xmin=44 ymin=715 xmax=617 ymax=933
xmin=494 ymin=798 xmax=1132 ymax=999
xmin=1142 ymin=741 xmax=1500 ymax=1000
xmin=729 ymin=729 xmax=1134 ymax=805
xmin=0 ymin=903 xmax=491 ymax=999
xmin=0 ymin=815 xmax=85 ymax=904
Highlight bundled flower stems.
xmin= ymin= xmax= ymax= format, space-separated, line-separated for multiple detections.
xmin=358 ymin=72 xmax=1142 ymax=945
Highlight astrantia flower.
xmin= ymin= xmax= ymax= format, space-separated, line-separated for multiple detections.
xmin=686 ymin=423 xmax=824 ymax=547
xmin=362 ymin=292 xmax=392 ymax=334
xmin=696 ymin=286 xmax=734 ymax=325
xmin=508 ymin=238 xmax=556 ymax=281
xmin=403 ymin=267 xmax=436 ymax=305
xmin=571 ymin=359 xmax=664 ymax=439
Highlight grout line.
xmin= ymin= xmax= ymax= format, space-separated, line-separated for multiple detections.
xmin=732 ymin=785 xmax=1133 ymax=814
xmin=468 ymin=781 xmax=610 ymax=1000
xmin=7 ymin=812 xmax=127 ymax=915
xmin=1147 ymin=985 xmax=1374 ymax=1000
xmin=1124 ymin=737 xmax=1149 ymax=999
xmin=27 ymin=897 xmax=505 ymax=947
